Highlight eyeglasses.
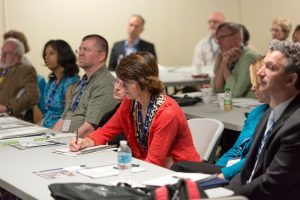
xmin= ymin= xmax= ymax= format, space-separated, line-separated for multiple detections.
xmin=75 ymin=47 xmax=103 ymax=54
xmin=270 ymin=28 xmax=283 ymax=33
xmin=0 ymin=51 xmax=15 ymax=57
xmin=216 ymin=32 xmax=235 ymax=41
xmin=208 ymin=19 xmax=221 ymax=24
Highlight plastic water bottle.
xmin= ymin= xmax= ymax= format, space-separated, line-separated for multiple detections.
xmin=117 ymin=140 xmax=132 ymax=184
xmin=224 ymin=88 xmax=232 ymax=111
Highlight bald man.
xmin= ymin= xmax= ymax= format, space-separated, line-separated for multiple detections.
xmin=108 ymin=14 xmax=157 ymax=71
xmin=192 ymin=12 xmax=225 ymax=76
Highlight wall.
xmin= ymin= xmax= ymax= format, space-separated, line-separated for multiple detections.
xmin=240 ymin=0 xmax=300 ymax=55
xmin=0 ymin=0 xmax=299 ymax=78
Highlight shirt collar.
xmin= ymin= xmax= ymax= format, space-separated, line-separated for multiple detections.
xmin=272 ymin=95 xmax=296 ymax=122
xmin=125 ymin=38 xmax=140 ymax=48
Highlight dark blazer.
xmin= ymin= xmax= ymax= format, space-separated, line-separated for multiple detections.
xmin=227 ymin=93 xmax=300 ymax=200
xmin=108 ymin=39 xmax=157 ymax=71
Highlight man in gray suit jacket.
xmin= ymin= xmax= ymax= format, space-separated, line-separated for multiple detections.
xmin=108 ymin=14 xmax=156 ymax=71
xmin=227 ymin=40 xmax=300 ymax=200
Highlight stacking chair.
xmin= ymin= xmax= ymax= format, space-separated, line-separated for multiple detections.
xmin=188 ymin=118 xmax=224 ymax=162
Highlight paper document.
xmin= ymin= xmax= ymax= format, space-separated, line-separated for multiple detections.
xmin=10 ymin=139 xmax=66 ymax=150
xmin=34 ymin=165 xmax=86 ymax=179
xmin=0 ymin=122 xmax=33 ymax=130
xmin=233 ymin=98 xmax=262 ymax=109
xmin=0 ymin=116 xmax=21 ymax=125
xmin=0 ymin=126 xmax=48 ymax=139
xmin=78 ymin=165 xmax=146 ymax=179
xmin=143 ymin=172 xmax=216 ymax=186
xmin=53 ymin=145 xmax=117 ymax=156
xmin=205 ymin=187 xmax=234 ymax=199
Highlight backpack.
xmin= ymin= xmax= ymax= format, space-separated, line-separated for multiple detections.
xmin=49 ymin=179 xmax=207 ymax=200
xmin=49 ymin=183 xmax=152 ymax=200
xmin=171 ymin=95 xmax=201 ymax=106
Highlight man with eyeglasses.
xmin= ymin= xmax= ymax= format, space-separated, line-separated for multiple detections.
xmin=192 ymin=11 xmax=225 ymax=76
xmin=0 ymin=38 xmax=38 ymax=120
xmin=108 ymin=14 xmax=157 ymax=71
xmin=227 ymin=40 xmax=300 ymax=200
xmin=53 ymin=34 xmax=117 ymax=137
xmin=214 ymin=22 xmax=259 ymax=97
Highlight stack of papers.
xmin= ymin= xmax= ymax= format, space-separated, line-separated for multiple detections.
xmin=0 ymin=126 xmax=48 ymax=140
xmin=10 ymin=139 xmax=66 ymax=150
xmin=53 ymin=145 xmax=117 ymax=156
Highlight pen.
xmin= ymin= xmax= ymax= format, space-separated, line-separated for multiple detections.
xmin=75 ymin=129 xmax=78 ymax=144
xmin=34 ymin=165 xmax=86 ymax=173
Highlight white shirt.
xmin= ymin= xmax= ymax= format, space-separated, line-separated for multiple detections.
xmin=192 ymin=36 xmax=218 ymax=76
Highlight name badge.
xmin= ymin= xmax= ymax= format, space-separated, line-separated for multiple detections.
xmin=226 ymin=158 xmax=241 ymax=167
xmin=61 ymin=112 xmax=72 ymax=132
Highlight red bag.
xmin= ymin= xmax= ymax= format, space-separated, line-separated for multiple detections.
xmin=154 ymin=179 xmax=207 ymax=200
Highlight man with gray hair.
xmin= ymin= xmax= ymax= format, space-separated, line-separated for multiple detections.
xmin=0 ymin=38 xmax=39 ymax=120
xmin=227 ymin=40 xmax=300 ymax=199
xmin=213 ymin=22 xmax=259 ymax=97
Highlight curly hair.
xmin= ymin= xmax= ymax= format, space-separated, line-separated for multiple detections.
xmin=269 ymin=40 xmax=300 ymax=89
xmin=115 ymin=52 xmax=163 ymax=96
xmin=43 ymin=39 xmax=79 ymax=80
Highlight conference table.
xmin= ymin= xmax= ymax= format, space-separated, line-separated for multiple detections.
xmin=0 ymin=139 xmax=239 ymax=200
xmin=158 ymin=65 xmax=210 ymax=94
xmin=159 ymin=66 xmax=210 ymax=87
xmin=0 ymin=116 xmax=240 ymax=200
xmin=182 ymin=99 xmax=254 ymax=132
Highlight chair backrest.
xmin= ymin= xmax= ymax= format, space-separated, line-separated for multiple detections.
xmin=188 ymin=118 xmax=224 ymax=162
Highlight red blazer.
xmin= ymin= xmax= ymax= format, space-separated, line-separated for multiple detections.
xmin=88 ymin=96 xmax=201 ymax=167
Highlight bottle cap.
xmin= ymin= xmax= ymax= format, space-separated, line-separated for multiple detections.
xmin=120 ymin=140 xmax=127 ymax=146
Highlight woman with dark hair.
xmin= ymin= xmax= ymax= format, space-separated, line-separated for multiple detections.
xmin=69 ymin=52 xmax=200 ymax=167
xmin=41 ymin=39 xmax=79 ymax=128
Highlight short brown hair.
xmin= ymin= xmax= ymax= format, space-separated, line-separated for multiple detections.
xmin=82 ymin=34 xmax=109 ymax=59
xmin=116 ymin=52 xmax=163 ymax=96
xmin=3 ymin=30 xmax=30 ymax=53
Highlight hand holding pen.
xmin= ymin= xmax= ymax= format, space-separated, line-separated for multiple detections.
xmin=69 ymin=129 xmax=86 ymax=152
xmin=69 ymin=129 xmax=96 ymax=152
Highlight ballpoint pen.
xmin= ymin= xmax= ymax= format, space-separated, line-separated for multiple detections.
xmin=75 ymin=129 xmax=78 ymax=144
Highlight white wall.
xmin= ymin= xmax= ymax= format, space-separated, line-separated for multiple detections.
xmin=0 ymin=0 xmax=299 ymax=78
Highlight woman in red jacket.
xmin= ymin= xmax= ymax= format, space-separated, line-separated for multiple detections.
xmin=69 ymin=52 xmax=200 ymax=167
